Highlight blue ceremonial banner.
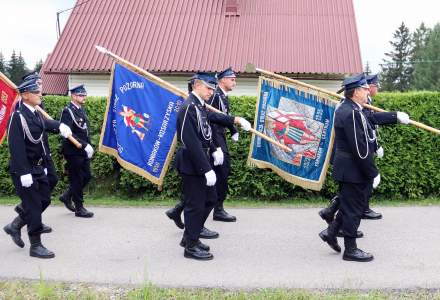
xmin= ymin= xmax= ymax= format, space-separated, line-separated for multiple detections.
xmin=100 ymin=63 xmax=184 ymax=185
xmin=248 ymin=76 xmax=337 ymax=190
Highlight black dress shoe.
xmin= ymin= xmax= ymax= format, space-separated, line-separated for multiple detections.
xmin=319 ymin=229 xmax=341 ymax=253
xmin=180 ymin=238 xmax=210 ymax=251
xmin=75 ymin=207 xmax=94 ymax=218
xmin=29 ymin=235 xmax=55 ymax=259
xmin=362 ymin=209 xmax=382 ymax=220
xmin=213 ymin=209 xmax=236 ymax=222
xmin=184 ymin=245 xmax=213 ymax=260
xmin=165 ymin=207 xmax=184 ymax=229
xmin=59 ymin=193 xmax=75 ymax=212
xmin=199 ymin=227 xmax=219 ymax=239
xmin=318 ymin=196 xmax=340 ymax=225
xmin=343 ymin=248 xmax=374 ymax=262
xmin=3 ymin=222 xmax=25 ymax=248
xmin=336 ymin=229 xmax=364 ymax=238
xmin=37 ymin=224 xmax=53 ymax=234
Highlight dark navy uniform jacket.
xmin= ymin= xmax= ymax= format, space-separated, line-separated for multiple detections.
xmin=175 ymin=93 xmax=235 ymax=176
xmin=60 ymin=102 xmax=90 ymax=156
xmin=332 ymin=98 xmax=397 ymax=183
xmin=208 ymin=87 xmax=238 ymax=153
xmin=362 ymin=96 xmax=398 ymax=151
xmin=8 ymin=104 xmax=59 ymax=176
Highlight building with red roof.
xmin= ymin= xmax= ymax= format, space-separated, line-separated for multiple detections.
xmin=42 ymin=0 xmax=363 ymax=96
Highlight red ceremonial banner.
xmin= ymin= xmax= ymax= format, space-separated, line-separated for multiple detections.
xmin=0 ymin=72 xmax=19 ymax=144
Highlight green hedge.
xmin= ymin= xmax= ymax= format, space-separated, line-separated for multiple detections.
xmin=0 ymin=92 xmax=439 ymax=199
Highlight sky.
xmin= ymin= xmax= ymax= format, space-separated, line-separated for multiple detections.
xmin=0 ymin=0 xmax=439 ymax=73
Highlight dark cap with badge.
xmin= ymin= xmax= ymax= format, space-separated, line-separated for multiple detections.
xmin=17 ymin=78 xmax=40 ymax=94
xmin=70 ymin=84 xmax=87 ymax=96
xmin=217 ymin=67 xmax=236 ymax=80
xmin=21 ymin=71 xmax=41 ymax=82
xmin=366 ymin=74 xmax=379 ymax=85
xmin=342 ymin=73 xmax=369 ymax=91
xmin=189 ymin=72 xmax=218 ymax=90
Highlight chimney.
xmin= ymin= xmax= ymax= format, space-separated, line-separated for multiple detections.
xmin=225 ymin=0 xmax=240 ymax=17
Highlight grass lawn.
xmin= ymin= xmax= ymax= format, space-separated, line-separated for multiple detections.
xmin=1 ymin=280 xmax=440 ymax=300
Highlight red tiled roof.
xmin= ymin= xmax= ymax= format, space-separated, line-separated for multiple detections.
xmin=44 ymin=0 xmax=362 ymax=75
xmin=41 ymin=55 xmax=68 ymax=95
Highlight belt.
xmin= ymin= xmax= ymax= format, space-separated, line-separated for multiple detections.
xmin=182 ymin=146 xmax=210 ymax=156
xmin=336 ymin=150 xmax=353 ymax=158
xmin=30 ymin=158 xmax=43 ymax=166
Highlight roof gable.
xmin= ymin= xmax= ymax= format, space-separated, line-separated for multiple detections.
xmin=44 ymin=0 xmax=362 ymax=75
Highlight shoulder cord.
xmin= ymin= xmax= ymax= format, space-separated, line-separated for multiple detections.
xmin=353 ymin=110 xmax=376 ymax=160
xmin=67 ymin=108 xmax=88 ymax=136
xmin=218 ymin=95 xmax=227 ymax=113
xmin=210 ymin=93 xmax=227 ymax=113
xmin=18 ymin=112 xmax=46 ymax=156
xmin=180 ymin=105 xmax=190 ymax=149
xmin=194 ymin=105 xmax=212 ymax=141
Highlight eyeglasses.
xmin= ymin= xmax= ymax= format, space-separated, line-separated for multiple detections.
xmin=29 ymin=90 xmax=42 ymax=95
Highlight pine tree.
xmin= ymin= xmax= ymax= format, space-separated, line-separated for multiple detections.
xmin=380 ymin=22 xmax=413 ymax=91
xmin=411 ymin=23 xmax=440 ymax=90
xmin=34 ymin=59 xmax=44 ymax=73
xmin=0 ymin=52 xmax=6 ymax=75
xmin=364 ymin=61 xmax=372 ymax=75
xmin=6 ymin=50 xmax=19 ymax=84
xmin=412 ymin=23 xmax=431 ymax=61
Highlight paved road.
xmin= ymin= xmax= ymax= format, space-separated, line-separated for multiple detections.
xmin=1 ymin=205 xmax=440 ymax=289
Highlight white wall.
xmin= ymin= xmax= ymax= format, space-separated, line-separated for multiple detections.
xmin=69 ymin=74 xmax=342 ymax=97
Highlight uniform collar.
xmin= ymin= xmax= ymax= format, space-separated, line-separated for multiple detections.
xmin=70 ymin=101 xmax=81 ymax=109
xmin=23 ymin=102 xmax=36 ymax=113
xmin=346 ymin=98 xmax=363 ymax=110
xmin=219 ymin=86 xmax=228 ymax=96
xmin=191 ymin=91 xmax=205 ymax=106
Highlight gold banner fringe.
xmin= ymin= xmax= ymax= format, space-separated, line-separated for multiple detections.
xmin=98 ymin=62 xmax=178 ymax=187
xmin=247 ymin=76 xmax=336 ymax=191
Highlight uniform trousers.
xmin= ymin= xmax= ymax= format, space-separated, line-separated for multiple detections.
xmin=182 ymin=174 xmax=217 ymax=242
xmin=65 ymin=155 xmax=91 ymax=207
xmin=11 ymin=172 xmax=51 ymax=235
xmin=333 ymin=181 xmax=371 ymax=239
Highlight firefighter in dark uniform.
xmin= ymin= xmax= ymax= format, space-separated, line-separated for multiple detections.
xmin=165 ymin=67 xmax=240 ymax=225
xmin=175 ymin=72 xmax=251 ymax=260
xmin=59 ymin=85 xmax=94 ymax=218
xmin=318 ymin=74 xmax=409 ymax=262
xmin=209 ymin=67 xmax=240 ymax=222
xmin=13 ymin=72 xmax=66 ymax=226
xmin=3 ymin=78 xmax=72 ymax=258
xmin=361 ymin=74 xmax=385 ymax=219
xmin=318 ymin=74 xmax=409 ymax=232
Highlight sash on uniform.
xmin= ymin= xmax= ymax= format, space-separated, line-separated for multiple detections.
xmin=99 ymin=63 xmax=184 ymax=185
xmin=0 ymin=72 xmax=19 ymax=144
xmin=248 ymin=76 xmax=337 ymax=191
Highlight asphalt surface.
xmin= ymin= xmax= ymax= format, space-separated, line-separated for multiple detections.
xmin=1 ymin=204 xmax=440 ymax=289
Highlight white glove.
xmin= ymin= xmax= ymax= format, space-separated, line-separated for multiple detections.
xmin=44 ymin=168 xmax=48 ymax=175
xmin=212 ymin=147 xmax=224 ymax=166
xmin=397 ymin=112 xmax=410 ymax=124
xmin=59 ymin=123 xmax=72 ymax=138
xmin=20 ymin=174 xmax=33 ymax=188
xmin=238 ymin=118 xmax=252 ymax=131
xmin=84 ymin=144 xmax=94 ymax=159
xmin=231 ymin=132 xmax=239 ymax=142
xmin=376 ymin=146 xmax=384 ymax=159
xmin=372 ymin=174 xmax=381 ymax=189
xmin=204 ymin=170 xmax=217 ymax=186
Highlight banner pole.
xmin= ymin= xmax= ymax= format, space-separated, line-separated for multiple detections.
xmin=95 ymin=46 xmax=292 ymax=152
xmin=246 ymin=64 xmax=440 ymax=136
xmin=35 ymin=105 xmax=83 ymax=148
xmin=0 ymin=71 xmax=83 ymax=148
